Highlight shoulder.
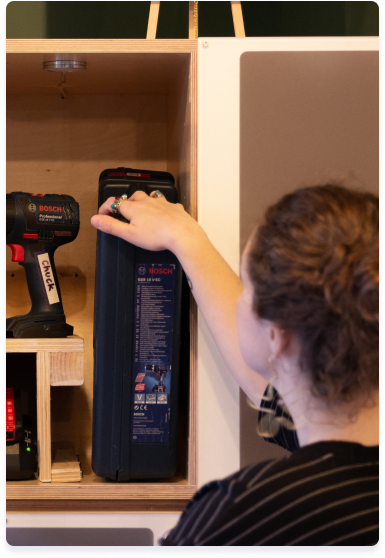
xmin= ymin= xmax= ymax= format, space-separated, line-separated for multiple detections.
xmin=162 ymin=441 xmax=378 ymax=546
xmin=162 ymin=455 xmax=295 ymax=546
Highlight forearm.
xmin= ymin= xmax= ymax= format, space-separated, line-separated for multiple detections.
xmin=91 ymin=193 xmax=268 ymax=404
xmin=173 ymin=225 xmax=268 ymax=404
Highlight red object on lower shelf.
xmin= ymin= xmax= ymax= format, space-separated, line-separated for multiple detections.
xmin=6 ymin=387 xmax=15 ymax=442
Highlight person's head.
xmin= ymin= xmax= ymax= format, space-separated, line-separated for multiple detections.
xmin=237 ymin=185 xmax=379 ymax=406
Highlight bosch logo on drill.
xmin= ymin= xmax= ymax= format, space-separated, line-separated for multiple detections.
xmin=39 ymin=205 xmax=62 ymax=212
xmin=149 ymin=268 xmax=173 ymax=274
xmin=36 ymin=252 xmax=60 ymax=305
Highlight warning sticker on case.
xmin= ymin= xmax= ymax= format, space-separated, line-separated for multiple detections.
xmin=131 ymin=263 xmax=175 ymax=443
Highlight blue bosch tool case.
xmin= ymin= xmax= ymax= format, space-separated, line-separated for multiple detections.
xmin=92 ymin=168 xmax=184 ymax=481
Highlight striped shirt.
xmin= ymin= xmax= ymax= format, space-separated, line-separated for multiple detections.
xmin=162 ymin=390 xmax=379 ymax=546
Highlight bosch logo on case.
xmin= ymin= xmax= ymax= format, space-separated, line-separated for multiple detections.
xmin=138 ymin=266 xmax=146 ymax=275
xmin=27 ymin=203 xmax=36 ymax=213
xmin=39 ymin=205 xmax=62 ymax=213
xmin=150 ymin=268 xmax=173 ymax=275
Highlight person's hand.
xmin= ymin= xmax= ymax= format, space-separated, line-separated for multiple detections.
xmin=92 ymin=191 xmax=267 ymax=403
xmin=90 ymin=190 xmax=201 ymax=254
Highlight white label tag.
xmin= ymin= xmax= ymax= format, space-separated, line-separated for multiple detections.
xmin=36 ymin=252 xmax=60 ymax=305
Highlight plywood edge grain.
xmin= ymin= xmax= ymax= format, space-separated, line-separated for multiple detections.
xmin=50 ymin=351 xmax=84 ymax=386
xmin=187 ymin=52 xmax=198 ymax=487
xmin=189 ymin=52 xmax=198 ymax=221
xmin=189 ymin=2 xmax=198 ymax=40
xmin=7 ymin=484 xmax=198 ymax=501
xmin=6 ymin=335 xmax=84 ymax=354
xmin=36 ymin=352 xmax=51 ymax=482
xmin=6 ymin=39 xmax=197 ymax=54
xmin=7 ymin=499 xmax=190 ymax=513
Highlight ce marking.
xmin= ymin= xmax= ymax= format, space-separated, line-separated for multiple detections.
xmin=140 ymin=405 xmax=147 ymax=411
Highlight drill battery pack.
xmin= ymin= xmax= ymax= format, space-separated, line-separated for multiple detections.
xmin=92 ymin=168 xmax=183 ymax=481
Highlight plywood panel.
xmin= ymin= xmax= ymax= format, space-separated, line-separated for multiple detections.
xmin=7 ymin=53 xmax=190 ymax=96
xmin=36 ymin=352 xmax=51 ymax=482
xmin=167 ymin=59 xmax=191 ymax=210
xmin=7 ymin=480 xmax=196 ymax=499
xmin=189 ymin=2 xmax=198 ymax=40
xmin=7 ymin=39 xmax=197 ymax=54
xmin=167 ymin=53 xmax=197 ymax=485
xmin=6 ymin=335 xmax=84 ymax=353
xmin=7 ymin=49 xmax=197 ymax=502
xmin=7 ymin=94 xmax=168 ymax=474
xmin=6 ymin=500 xmax=189 ymax=513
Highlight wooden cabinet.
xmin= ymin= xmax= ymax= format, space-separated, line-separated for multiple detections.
xmin=6 ymin=39 xmax=197 ymax=512
xmin=7 ymin=35 xmax=378 ymax=516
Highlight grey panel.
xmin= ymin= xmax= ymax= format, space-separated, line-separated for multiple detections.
xmin=7 ymin=528 xmax=154 ymax=546
xmin=239 ymin=50 xmax=378 ymax=468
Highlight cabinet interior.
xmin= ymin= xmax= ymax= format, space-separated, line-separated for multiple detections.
xmin=6 ymin=48 xmax=197 ymax=506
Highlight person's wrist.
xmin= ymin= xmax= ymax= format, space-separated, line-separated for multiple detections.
xmin=168 ymin=217 xmax=207 ymax=261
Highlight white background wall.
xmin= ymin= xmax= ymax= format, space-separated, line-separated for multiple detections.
xmin=196 ymin=35 xmax=378 ymax=487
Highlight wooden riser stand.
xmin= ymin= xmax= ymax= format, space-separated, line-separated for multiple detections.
xmin=6 ymin=335 xmax=84 ymax=483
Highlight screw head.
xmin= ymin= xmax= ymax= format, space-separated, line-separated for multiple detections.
xmin=202 ymin=42 xmax=209 ymax=48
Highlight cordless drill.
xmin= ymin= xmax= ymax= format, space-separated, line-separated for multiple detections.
xmin=6 ymin=192 xmax=80 ymax=338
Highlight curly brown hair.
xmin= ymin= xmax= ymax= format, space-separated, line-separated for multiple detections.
xmin=247 ymin=185 xmax=379 ymax=403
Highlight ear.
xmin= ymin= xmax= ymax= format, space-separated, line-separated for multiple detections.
xmin=268 ymin=326 xmax=290 ymax=359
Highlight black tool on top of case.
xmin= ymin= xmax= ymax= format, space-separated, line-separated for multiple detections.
xmin=92 ymin=168 xmax=183 ymax=481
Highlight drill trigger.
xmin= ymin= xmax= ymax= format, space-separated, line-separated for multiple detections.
xmin=7 ymin=244 xmax=25 ymax=263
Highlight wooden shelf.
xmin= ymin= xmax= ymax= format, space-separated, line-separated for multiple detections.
xmin=6 ymin=39 xmax=198 ymax=513
xmin=6 ymin=39 xmax=197 ymax=54
xmin=6 ymin=335 xmax=84 ymax=387
xmin=6 ymin=335 xmax=84 ymax=354
xmin=6 ymin=472 xmax=197 ymax=512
